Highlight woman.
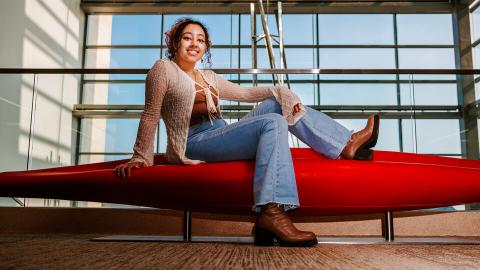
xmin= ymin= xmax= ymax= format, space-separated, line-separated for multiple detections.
xmin=115 ymin=18 xmax=379 ymax=247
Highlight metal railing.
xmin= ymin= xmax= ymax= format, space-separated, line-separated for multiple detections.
xmin=1 ymin=68 xmax=479 ymax=74
xmin=2 ymin=67 xmax=478 ymax=119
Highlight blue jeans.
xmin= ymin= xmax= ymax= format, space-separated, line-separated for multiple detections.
xmin=186 ymin=97 xmax=352 ymax=212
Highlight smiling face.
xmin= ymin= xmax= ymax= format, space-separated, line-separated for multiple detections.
xmin=175 ymin=23 xmax=207 ymax=66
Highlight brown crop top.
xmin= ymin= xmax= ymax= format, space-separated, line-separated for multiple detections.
xmin=190 ymin=76 xmax=221 ymax=127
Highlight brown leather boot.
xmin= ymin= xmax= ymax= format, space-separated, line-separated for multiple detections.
xmin=340 ymin=114 xmax=380 ymax=160
xmin=254 ymin=203 xmax=317 ymax=247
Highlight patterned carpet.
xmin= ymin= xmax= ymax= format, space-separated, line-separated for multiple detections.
xmin=1 ymin=234 xmax=480 ymax=269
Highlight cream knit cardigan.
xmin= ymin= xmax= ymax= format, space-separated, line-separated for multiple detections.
xmin=129 ymin=59 xmax=306 ymax=166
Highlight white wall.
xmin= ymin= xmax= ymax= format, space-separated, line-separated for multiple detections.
xmin=0 ymin=0 xmax=84 ymax=171
xmin=0 ymin=0 xmax=85 ymax=207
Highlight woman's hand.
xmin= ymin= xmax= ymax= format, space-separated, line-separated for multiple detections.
xmin=114 ymin=161 xmax=145 ymax=179
xmin=292 ymin=103 xmax=301 ymax=115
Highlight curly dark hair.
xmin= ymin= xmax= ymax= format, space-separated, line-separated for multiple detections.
xmin=164 ymin=17 xmax=212 ymax=67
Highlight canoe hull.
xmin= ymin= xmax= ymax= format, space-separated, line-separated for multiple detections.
xmin=1 ymin=149 xmax=479 ymax=216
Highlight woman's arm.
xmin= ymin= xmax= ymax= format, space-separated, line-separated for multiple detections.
xmin=213 ymin=72 xmax=305 ymax=125
xmin=129 ymin=60 xmax=168 ymax=166
xmin=213 ymin=72 xmax=273 ymax=102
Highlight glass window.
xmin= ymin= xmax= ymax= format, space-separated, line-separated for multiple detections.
xmin=472 ymin=6 xmax=480 ymax=42
xmin=318 ymin=14 xmax=394 ymax=45
xmin=400 ymin=83 xmax=459 ymax=106
xmin=0 ymin=198 xmax=21 ymax=207
xmin=83 ymin=83 xmax=146 ymax=105
xmin=256 ymin=46 xmax=281 ymax=69
xmin=158 ymin=120 xmax=167 ymax=153
xmin=105 ymin=119 xmax=157 ymax=153
xmin=107 ymin=73 xmax=147 ymax=81
xmin=79 ymin=119 xmax=158 ymax=153
xmin=79 ymin=154 xmax=131 ymax=164
xmin=111 ymin=15 xmax=162 ymax=45
xmin=476 ymin=81 xmax=480 ymax=102
xmin=209 ymin=48 xmax=239 ymax=68
xmin=398 ymin=48 xmax=455 ymax=69
xmin=285 ymin=48 xmax=316 ymax=69
xmin=319 ymin=74 xmax=397 ymax=81
xmin=86 ymin=15 xmax=113 ymax=45
xmin=474 ymin=45 xmax=480 ymax=79
xmin=85 ymin=48 xmax=160 ymax=68
xmin=397 ymin=14 xmax=454 ymax=45
xmin=319 ymin=84 xmax=397 ymax=105
xmin=478 ymin=119 xmax=480 ymax=155
xmin=283 ymin=14 xmax=316 ymax=45
xmin=402 ymin=119 xmax=461 ymax=154
xmin=239 ymin=48 xmax=252 ymax=68
xmin=255 ymin=14 xmax=279 ymax=43
xmin=240 ymin=14 xmax=252 ymax=45
xmin=319 ymin=49 xmax=396 ymax=69
xmin=254 ymin=47 xmax=282 ymax=80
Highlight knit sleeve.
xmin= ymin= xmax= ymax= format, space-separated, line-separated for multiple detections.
xmin=212 ymin=72 xmax=305 ymax=125
xmin=213 ymin=72 xmax=272 ymax=102
xmin=129 ymin=60 xmax=168 ymax=166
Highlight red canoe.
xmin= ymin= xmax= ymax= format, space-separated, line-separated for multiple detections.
xmin=0 ymin=149 xmax=479 ymax=216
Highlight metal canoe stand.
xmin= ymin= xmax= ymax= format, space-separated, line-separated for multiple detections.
xmin=92 ymin=209 xmax=480 ymax=245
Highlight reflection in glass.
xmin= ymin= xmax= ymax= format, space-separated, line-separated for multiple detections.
xmin=29 ymin=74 xmax=81 ymax=170
xmin=0 ymin=74 xmax=33 ymax=172
xmin=402 ymin=119 xmax=461 ymax=155
xmin=0 ymin=197 xmax=22 ymax=207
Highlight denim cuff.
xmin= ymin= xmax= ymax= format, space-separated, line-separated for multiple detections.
xmin=252 ymin=203 xmax=300 ymax=213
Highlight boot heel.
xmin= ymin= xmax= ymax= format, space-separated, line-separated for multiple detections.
xmin=254 ymin=226 xmax=275 ymax=246
xmin=354 ymin=148 xmax=373 ymax=161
